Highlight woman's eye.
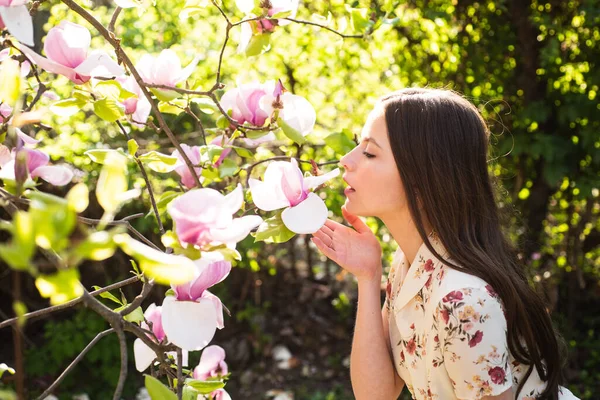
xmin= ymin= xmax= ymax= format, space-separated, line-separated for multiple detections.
xmin=362 ymin=151 xmax=375 ymax=159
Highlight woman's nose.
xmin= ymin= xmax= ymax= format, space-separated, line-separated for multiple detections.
xmin=340 ymin=152 xmax=354 ymax=171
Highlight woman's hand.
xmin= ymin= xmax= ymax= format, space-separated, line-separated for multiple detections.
xmin=311 ymin=206 xmax=382 ymax=282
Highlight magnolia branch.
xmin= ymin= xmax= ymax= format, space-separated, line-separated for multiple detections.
xmin=59 ymin=0 xmax=203 ymax=188
xmin=115 ymin=120 xmax=166 ymax=236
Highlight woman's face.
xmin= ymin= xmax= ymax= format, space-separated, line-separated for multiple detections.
xmin=340 ymin=104 xmax=408 ymax=219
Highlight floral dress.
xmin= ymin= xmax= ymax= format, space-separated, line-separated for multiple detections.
xmin=386 ymin=233 xmax=579 ymax=400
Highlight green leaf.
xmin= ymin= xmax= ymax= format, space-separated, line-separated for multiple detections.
xmin=277 ymin=117 xmax=306 ymax=144
xmin=145 ymin=375 xmax=177 ymax=400
xmin=245 ymin=33 xmax=271 ymax=57
xmin=190 ymin=97 xmax=217 ymax=114
xmin=231 ymin=145 xmax=254 ymax=158
xmin=128 ymin=139 xmax=139 ymax=156
xmin=150 ymin=87 xmax=181 ymax=102
xmin=158 ymin=100 xmax=186 ymax=115
xmin=218 ymin=157 xmax=238 ymax=178
xmin=179 ymin=0 xmax=210 ymax=19
xmin=182 ymin=385 xmax=200 ymax=400
xmin=253 ymin=211 xmax=296 ymax=243
xmin=12 ymin=301 xmax=27 ymax=328
xmin=50 ymin=98 xmax=86 ymax=117
xmin=92 ymin=285 xmax=123 ymax=305
xmin=93 ymin=98 xmax=125 ymax=122
xmin=85 ymin=148 xmax=123 ymax=164
xmin=198 ymin=144 xmax=224 ymax=164
xmin=0 ymin=363 xmax=15 ymax=379
xmin=96 ymin=152 xmax=129 ymax=214
xmin=115 ymin=304 xmax=145 ymax=323
xmin=0 ymin=59 xmax=22 ymax=107
xmin=66 ymin=182 xmax=89 ymax=213
xmin=216 ymin=115 xmax=230 ymax=129
xmin=184 ymin=378 xmax=225 ymax=394
xmin=347 ymin=6 xmax=373 ymax=33
xmin=138 ymin=151 xmax=179 ymax=173
xmin=271 ymin=10 xmax=293 ymax=19
xmin=115 ymin=234 xmax=196 ymax=285
xmin=95 ymin=80 xmax=136 ymax=102
xmin=324 ymin=130 xmax=355 ymax=155
xmin=35 ymin=268 xmax=84 ymax=306
xmin=73 ymin=231 xmax=118 ymax=261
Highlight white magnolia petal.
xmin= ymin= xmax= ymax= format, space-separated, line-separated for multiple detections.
xmin=209 ymin=215 xmax=262 ymax=245
xmin=15 ymin=128 xmax=40 ymax=145
xmin=162 ymin=297 xmax=218 ymax=351
xmin=74 ymin=50 xmax=125 ymax=78
xmin=303 ymin=168 xmax=340 ymax=191
xmin=177 ymin=55 xmax=201 ymax=83
xmin=31 ymin=165 xmax=73 ymax=186
xmin=133 ymin=338 xmax=156 ymax=372
xmin=248 ymin=178 xmax=289 ymax=211
xmin=235 ymin=0 xmax=254 ymax=14
xmin=280 ymin=93 xmax=316 ymax=136
xmin=222 ymin=183 xmax=244 ymax=215
xmin=237 ymin=22 xmax=253 ymax=54
xmin=281 ymin=192 xmax=328 ymax=234
xmin=0 ymin=6 xmax=34 ymax=46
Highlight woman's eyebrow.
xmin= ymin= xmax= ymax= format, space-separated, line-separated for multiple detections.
xmin=363 ymin=137 xmax=382 ymax=148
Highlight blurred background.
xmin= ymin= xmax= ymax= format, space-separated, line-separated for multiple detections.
xmin=0 ymin=0 xmax=598 ymax=399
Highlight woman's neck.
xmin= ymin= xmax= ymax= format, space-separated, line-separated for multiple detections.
xmin=381 ymin=211 xmax=431 ymax=265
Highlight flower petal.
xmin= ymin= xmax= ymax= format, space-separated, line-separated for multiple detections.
xmin=177 ymin=55 xmax=201 ymax=83
xmin=18 ymin=44 xmax=83 ymax=84
xmin=248 ymin=178 xmax=289 ymax=211
xmin=237 ymin=22 xmax=253 ymax=54
xmin=0 ymin=5 xmax=33 ymax=46
xmin=133 ymin=338 xmax=156 ymax=372
xmin=30 ymin=165 xmax=73 ymax=186
xmin=44 ymin=21 xmax=90 ymax=68
xmin=153 ymin=49 xmax=181 ymax=86
xmin=194 ymin=345 xmax=227 ymax=380
xmin=281 ymin=192 xmax=328 ymax=234
xmin=279 ymin=93 xmax=316 ymax=136
xmin=303 ymin=168 xmax=340 ymax=191
xmin=162 ymin=296 xmax=218 ymax=351
xmin=222 ymin=183 xmax=244 ymax=215
xmin=202 ymin=290 xmax=225 ymax=329
xmin=15 ymin=128 xmax=39 ymax=145
xmin=74 ymin=50 xmax=125 ymax=78
xmin=209 ymin=215 xmax=263 ymax=245
xmin=188 ymin=260 xmax=231 ymax=300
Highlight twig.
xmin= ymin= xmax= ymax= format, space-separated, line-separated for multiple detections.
xmin=284 ymin=17 xmax=364 ymax=38
xmin=116 ymin=120 xmax=167 ymax=235
xmin=176 ymin=348 xmax=183 ymax=400
xmin=0 ymin=276 xmax=140 ymax=330
xmin=36 ymin=328 xmax=115 ymax=400
xmin=79 ymin=214 xmax=162 ymax=251
xmin=211 ymin=0 xmax=231 ymax=26
xmin=13 ymin=271 xmax=24 ymax=399
xmin=108 ymin=6 xmax=122 ymax=33
xmin=60 ymin=0 xmax=203 ymax=188
xmin=119 ymin=279 xmax=154 ymax=317
xmin=113 ymin=327 xmax=128 ymax=400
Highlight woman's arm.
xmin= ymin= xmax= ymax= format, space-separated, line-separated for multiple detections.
xmin=312 ymin=207 xmax=404 ymax=399
xmin=352 ymin=277 xmax=405 ymax=399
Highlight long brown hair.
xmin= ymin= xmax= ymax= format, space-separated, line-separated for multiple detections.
xmin=381 ymin=88 xmax=566 ymax=399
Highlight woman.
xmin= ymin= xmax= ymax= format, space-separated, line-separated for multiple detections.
xmin=311 ymin=88 xmax=578 ymax=400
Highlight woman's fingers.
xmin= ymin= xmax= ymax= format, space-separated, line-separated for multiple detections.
xmin=324 ymin=218 xmax=346 ymax=232
xmin=320 ymin=223 xmax=334 ymax=238
xmin=313 ymin=229 xmax=333 ymax=248
xmin=311 ymin=236 xmax=336 ymax=260
xmin=341 ymin=206 xmax=370 ymax=234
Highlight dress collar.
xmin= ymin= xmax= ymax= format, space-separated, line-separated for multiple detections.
xmin=393 ymin=231 xmax=449 ymax=311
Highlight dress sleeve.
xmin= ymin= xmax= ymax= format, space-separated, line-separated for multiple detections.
xmin=433 ymin=286 xmax=513 ymax=399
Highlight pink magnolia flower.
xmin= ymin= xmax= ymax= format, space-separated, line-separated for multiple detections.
xmin=171 ymin=144 xmax=202 ymax=189
xmin=0 ymin=146 xmax=72 ymax=186
xmin=210 ymin=389 xmax=232 ymax=400
xmin=236 ymin=0 xmax=299 ymax=53
xmin=193 ymin=345 xmax=228 ymax=380
xmin=0 ymin=0 xmax=33 ymax=46
xmin=249 ymin=158 xmax=339 ymax=233
xmin=221 ymin=80 xmax=316 ymax=140
xmin=137 ymin=49 xmax=200 ymax=101
xmin=18 ymin=21 xmax=124 ymax=85
xmin=0 ymin=48 xmax=31 ymax=77
xmin=133 ymin=303 xmax=189 ymax=372
xmin=118 ymin=75 xmax=151 ymax=128
xmin=167 ymin=184 xmax=262 ymax=248
xmin=220 ymin=81 xmax=274 ymax=127
xmin=210 ymin=135 xmax=232 ymax=167
xmin=162 ymin=254 xmax=231 ymax=351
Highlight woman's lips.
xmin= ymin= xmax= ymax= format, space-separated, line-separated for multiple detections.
xmin=344 ymin=187 xmax=356 ymax=196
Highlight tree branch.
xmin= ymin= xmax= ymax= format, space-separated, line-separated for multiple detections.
xmin=36 ymin=328 xmax=116 ymax=400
